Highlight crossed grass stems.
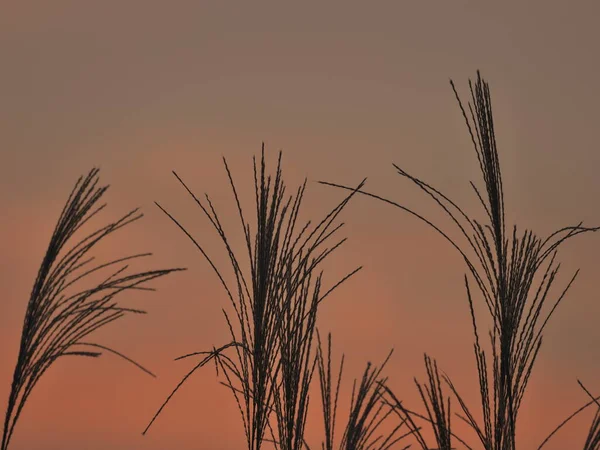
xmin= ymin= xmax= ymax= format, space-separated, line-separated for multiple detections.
xmin=3 ymin=72 xmax=600 ymax=450
xmin=144 ymin=74 xmax=600 ymax=449
xmin=320 ymin=72 xmax=600 ymax=449
xmin=143 ymin=149 xmax=418 ymax=449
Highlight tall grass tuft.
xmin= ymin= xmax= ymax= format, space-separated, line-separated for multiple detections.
xmin=144 ymin=146 xmax=363 ymax=450
xmin=320 ymin=72 xmax=598 ymax=449
xmin=1 ymin=168 xmax=184 ymax=450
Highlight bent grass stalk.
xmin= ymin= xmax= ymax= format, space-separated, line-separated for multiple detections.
xmin=537 ymin=381 xmax=600 ymax=450
xmin=144 ymin=147 xmax=364 ymax=450
xmin=319 ymin=72 xmax=598 ymax=449
xmin=1 ymin=168 xmax=184 ymax=450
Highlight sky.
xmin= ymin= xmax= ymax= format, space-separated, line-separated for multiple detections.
xmin=1 ymin=1 xmax=600 ymax=449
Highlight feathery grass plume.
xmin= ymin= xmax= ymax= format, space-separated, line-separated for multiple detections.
xmin=315 ymin=332 xmax=414 ymax=450
xmin=271 ymin=258 xmax=320 ymax=450
xmin=143 ymin=146 xmax=363 ymax=450
xmin=319 ymin=71 xmax=598 ymax=450
xmin=1 ymin=168 xmax=185 ymax=450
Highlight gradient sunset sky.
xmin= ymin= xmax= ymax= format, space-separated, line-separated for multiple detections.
xmin=2 ymin=2 xmax=600 ymax=449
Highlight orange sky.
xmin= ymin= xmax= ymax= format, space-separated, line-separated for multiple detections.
xmin=1 ymin=2 xmax=600 ymax=449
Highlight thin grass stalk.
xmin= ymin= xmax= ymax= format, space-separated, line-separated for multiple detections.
xmin=1 ymin=168 xmax=184 ymax=450
xmin=578 ymin=382 xmax=600 ymax=450
xmin=316 ymin=331 xmax=344 ymax=450
xmin=143 ymin=146 xmax=363 ymax=450
xmin=413 ymin=354 xmax=453 ymax=450
xmin=537 ymin=382 xmax=600 ymax=450
xmin=380 ymin=386 xmax=428 ymax=450
xmin=319 ymin=72 xmax=598 ymax=450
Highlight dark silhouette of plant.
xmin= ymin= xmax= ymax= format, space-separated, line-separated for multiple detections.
xmin=414 ymin=355 xmax=452 ymax=450
xmin=406 ymin=354 xmax=454 ymax=450
xmin=271 ymin=257 xmax=320 ymax=450
xmin=315 ymin=332 xmax=415 ymax=450
xmin=320 ymin=72 xmax=598 ymax=449
xmin=1 ymin=168 xmax=184 ymax=450
xmin=316 ymin=332 xmax=344 ymax=450
xmin=382 ymin=355 xmax=472 ymax=450
xmin=143 ymin=147 xmax=364 ymax=450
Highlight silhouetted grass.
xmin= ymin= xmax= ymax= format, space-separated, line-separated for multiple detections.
xmin=315 ymin=332 xmax=415 ymax=450
xmin=382 ymin=355 xmax=472 ymax=450
xmin=271 ymin=258 xmax=320 ymax=450
xmin=406 ymin=354 xmax=454 ymax=450
xmin=1 ymin=168 xmax=184 ymax=450
xmin=5 ymin=74 xmax=599 ymax=450
xmin=316 ymin=332 xmax=344 ymax=450
xmin=320 ymin=72 xmax=598 ymax=449
xmin=143 ymin=147 xmax=364 ymax=450
xmin=414 ymin=355 xmax=452 ymax=450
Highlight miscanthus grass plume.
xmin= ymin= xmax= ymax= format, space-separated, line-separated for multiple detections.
xmin=1 ymin=168 xmax=184 ymax=450
xmin=144 ymin=147 xmax=365 ymax=450
xmin=320 ymin=72 xmax=599 ymax=449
